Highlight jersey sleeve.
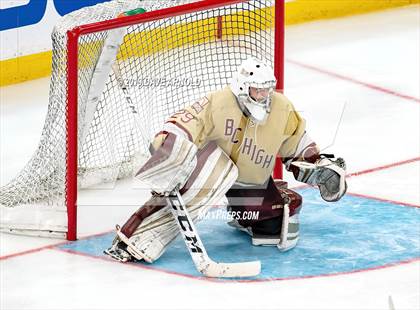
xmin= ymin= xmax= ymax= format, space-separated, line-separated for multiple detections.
xmin=278 ymin=104 xmax=320 ymax=172
xmin=152 ymin=96 xmax=215 ymax=151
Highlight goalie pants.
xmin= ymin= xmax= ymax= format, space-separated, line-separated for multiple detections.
xmin=226 ymin=178 xmax=302 ymax=237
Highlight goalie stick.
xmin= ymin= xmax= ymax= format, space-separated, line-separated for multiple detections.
xmin=167 ymin=190 xmax=261 ymax=278
xmin=112 ymin=46 xmax=261 ymax=278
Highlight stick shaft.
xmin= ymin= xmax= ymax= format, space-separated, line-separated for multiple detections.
xmin=167 ymin=191 xmax=261 ymax=278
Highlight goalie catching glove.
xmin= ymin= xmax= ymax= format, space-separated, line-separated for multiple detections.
xmin=291 ymin=155 xmax=347 ymax=202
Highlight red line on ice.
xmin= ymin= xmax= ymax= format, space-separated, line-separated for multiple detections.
xmin=0 ymin=242 xmax=67 ymax=260
xmin=287 ymin=59 xmax=420 ymax=104
xmin=346 ymin=156 xmax=420 ymax=178
xmin=0 ymin=230 xmax=112 ymax=261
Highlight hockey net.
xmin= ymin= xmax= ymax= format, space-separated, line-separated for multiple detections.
xmin=0 ymin=0 xmax=284 ymax=240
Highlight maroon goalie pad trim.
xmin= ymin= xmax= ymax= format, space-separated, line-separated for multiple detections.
xmin=179 ymin=141 xmax=218 ymax=195
xmin=135 ymin=132 xmax=177 ymax=177
xmin=120 ymin=195 xmax=169 ymax=238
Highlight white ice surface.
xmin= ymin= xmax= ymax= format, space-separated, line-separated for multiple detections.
xmin=348 ymin=161 xmax=420 ymax=206
xmin=1 ymin=249 xmax=419 ymax=310
xmin=1 ymin=6 xmax=420 ymax=310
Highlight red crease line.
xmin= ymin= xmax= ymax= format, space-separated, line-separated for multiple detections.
xmin=346 ymin=192 xmax=419 ymax=208
xmin=53 ymin=247 xmax=420 ymax=284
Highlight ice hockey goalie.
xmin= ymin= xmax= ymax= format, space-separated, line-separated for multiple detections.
xmin=105 ymin=57 xmax=347 ymax=263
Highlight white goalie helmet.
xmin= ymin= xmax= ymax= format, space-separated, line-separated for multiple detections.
xmin=230 ymin=57 xmax=277 ymax=123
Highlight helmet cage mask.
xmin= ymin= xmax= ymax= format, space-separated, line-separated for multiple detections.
xmin=237 ymin=80 xmax=276 ymax=123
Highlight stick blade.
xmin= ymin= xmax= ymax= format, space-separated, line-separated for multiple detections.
xmin=201 ymin=260 xmax=261 ymax=278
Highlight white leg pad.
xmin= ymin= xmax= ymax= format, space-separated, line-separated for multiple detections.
xmin=124 ymin=143 xmax=238 ymax=262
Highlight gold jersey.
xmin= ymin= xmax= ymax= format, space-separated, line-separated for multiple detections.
xmin=155 ymin=87 xmax=307 ymax=185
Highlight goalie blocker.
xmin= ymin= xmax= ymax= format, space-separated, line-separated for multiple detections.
xmin=105 ymin=133 xmax=303 ymax=264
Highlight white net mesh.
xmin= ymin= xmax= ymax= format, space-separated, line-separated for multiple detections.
xmin=0 ymin=0 xmax=277 ymax=237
